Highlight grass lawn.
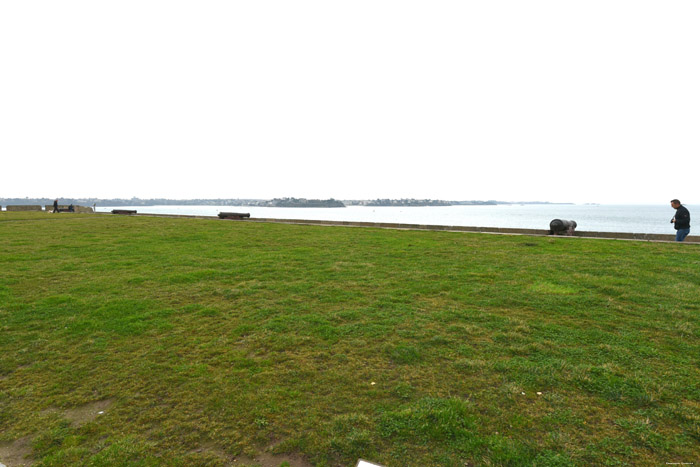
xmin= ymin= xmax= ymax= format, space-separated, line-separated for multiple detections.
xmin=1 ymin=211 xmax=699 ymax=466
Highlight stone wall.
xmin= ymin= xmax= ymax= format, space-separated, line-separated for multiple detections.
xmin=43 ymin=205 xmax=94 ymax=213
xmin=5 ymin=205 xmax=43 ymax=211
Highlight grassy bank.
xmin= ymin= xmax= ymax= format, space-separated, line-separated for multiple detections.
xmin=1 ymin=211 xmax=699 ymax=466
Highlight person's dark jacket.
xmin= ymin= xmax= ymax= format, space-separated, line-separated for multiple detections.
xmin=673 ymin=205 xmax=690 ymax=230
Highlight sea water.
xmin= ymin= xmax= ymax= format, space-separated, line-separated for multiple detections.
xmin=95 ymin=204 xmax=695 ymax=235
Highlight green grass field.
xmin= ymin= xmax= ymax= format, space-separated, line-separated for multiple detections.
xmin=1 ymin=211 xmax=699 ymax=466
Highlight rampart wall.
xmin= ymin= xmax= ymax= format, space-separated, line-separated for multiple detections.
xmin=1 ymin=205 xmax=94 ymax=213
xmin=5 ymin=205 xmax=42 ymax=211
xmin=43 ymin=205 xmax=94 ymax=213
xmin=109 ymin=212 xmax=699 ymax=243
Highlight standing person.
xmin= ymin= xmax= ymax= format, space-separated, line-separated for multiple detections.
xmin=670 ymin=199 xmax=690 ymax=242
xmin=53 ymin=199 xmax=59 ymax=213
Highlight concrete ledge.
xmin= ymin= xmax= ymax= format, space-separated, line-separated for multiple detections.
xmin=574 ymin=230 xmax=688 ymax=242
xmin=247 ymin=218 xmax=699 ymax=243
xmin=122 ymin=212 xmax=699 ymax=244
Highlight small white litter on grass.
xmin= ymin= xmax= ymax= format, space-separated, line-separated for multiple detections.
xmin=357 ymin=459 xmax=384 ymax=467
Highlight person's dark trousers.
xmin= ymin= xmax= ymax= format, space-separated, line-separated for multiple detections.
xmin=676 ymin=228 xmax=690 ymax=242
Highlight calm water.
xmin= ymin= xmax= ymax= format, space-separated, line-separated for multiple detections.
xmin=96 ymin=204 xmax=694 ymax=235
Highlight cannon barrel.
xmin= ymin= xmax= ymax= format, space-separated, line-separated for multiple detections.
xmin=218 ymin=212 xmax=251 ymax=220
xmin=549 ymin=219 xmax=577 ymax=235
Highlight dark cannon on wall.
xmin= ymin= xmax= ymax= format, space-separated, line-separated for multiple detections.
xmin=549 ymin=219 xmax=577 ymax=236
xmin=112 ymin=209 xmax=137 ymax=215
xmin=218 ymin=212 xmax=251 ymax=220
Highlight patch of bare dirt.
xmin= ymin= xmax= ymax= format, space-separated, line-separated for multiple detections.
xmin=231 ymin=452 xmax=313 ymax=467
xmin=190 ymin=442 xmax=314 ymax=467
xmin=0 ymin=436 xmax=34 ymax=466
xmin=190 ymin=442 xmax=232 ymax=462
xmin=63 ymin=399 xmax=114 ymax=427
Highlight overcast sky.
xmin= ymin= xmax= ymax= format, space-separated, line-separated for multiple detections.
xmin=1 ymin=1 xmax=698 ymax=204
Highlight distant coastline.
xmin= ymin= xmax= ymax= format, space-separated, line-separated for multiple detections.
xmin=1 ymin=197 xmax=573 ymax=208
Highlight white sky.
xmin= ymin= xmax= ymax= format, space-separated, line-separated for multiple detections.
xmin=1 ymin=1 xmax=698 ymax=204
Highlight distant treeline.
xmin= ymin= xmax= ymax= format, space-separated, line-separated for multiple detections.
xmin=343 ymin=200 xmax=566 ymax=206
xmin=260 ymin=198 xmax=346 ymax=208
xmin=1 ymin=198 xmax=571 ymax=207
xmin=0 ymin=198 xmax=264 ymax=207
xmin=348 ymin=199 xmax=491 ymax=206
